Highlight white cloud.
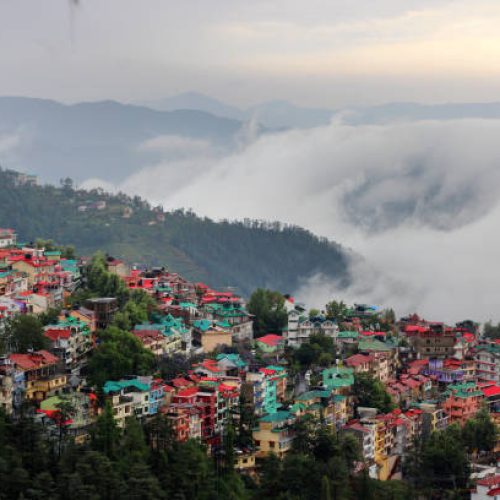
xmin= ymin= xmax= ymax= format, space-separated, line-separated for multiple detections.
xmin=95 ymin=118 xmax=500 ymax=322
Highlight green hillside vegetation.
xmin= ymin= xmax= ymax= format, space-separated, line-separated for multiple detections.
xmin=0 ymin=168 xmax=351 ymax=296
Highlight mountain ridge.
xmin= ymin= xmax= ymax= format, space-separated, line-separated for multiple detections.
xmin=0 ymin=168 xmax=352 ymax=297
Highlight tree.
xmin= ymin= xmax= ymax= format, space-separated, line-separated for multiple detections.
xmin=353 ymin=373 xmax=395 ymax=413
xmin=120 ymin=416 xmax=150 ymax=471
xmin=325 ymin=300 xmax=347 ymax=322
xmin=462 ymin=408 xmax=498 ymax=453
xmin=483 ymin=321 xmax=500 ymax=339
xmin=309 ymin=308 xmax=321 ymax=318
xmin=247 ymin=289 xmax=288 ymax=337
xmin=1 ymin=315 xmax=48 ymax=354
xmin=87 ymin=326 xmax=156 ymax=388
xmin=417 ymin=424 xmax=470 ymax=491
xmin=321 ymin=475 xmax=332 ymax=500
xmin=92 ymin=401 xmax=120 ymax=460
xmin=54 ymin=400 xmax=76 ymax=458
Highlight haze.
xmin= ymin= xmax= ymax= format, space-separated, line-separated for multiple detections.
xmin=2 ymin=1 xmax=500 ymax=106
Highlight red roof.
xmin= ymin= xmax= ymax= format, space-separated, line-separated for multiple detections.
xmin=477 ymin=475 xmax=500 ymax=487
xmin=360 ymin=331 xmax=386 ymax=336
xmin=176 ymin=387 xmax=198 ymax=398
xmin=345 ymin=353 xmax=371 ymax=367
xmin=404 ymin=325 xmax=429 ymax=333
xmin=463 ymin=332 xmax=475 ymax=343
xmin=256 ymin=334 xmax=284 ymax=347
xmin=10 ymin=350 xmax=59 ymax=370
xmin=482 ymin=385 xmax=500 ymax=397
xmin=171 ymin=377 xmax=192 ymax=388
xmin=44 ymin=328 xmax=71 ymax=341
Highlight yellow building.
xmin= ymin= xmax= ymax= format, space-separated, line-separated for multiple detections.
xmin=253 ymin=411 xmax=295 ymax=458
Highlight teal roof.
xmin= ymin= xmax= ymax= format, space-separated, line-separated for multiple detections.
xmin=104 ymin=379 xmax=150 ymax=394
xmin=193 ymin=319 xmax=214 ymax=332
xmin=337 ymin=331 xmax=359 ymax=338
xmin=296 ymin=390 xmax=330 ymax=401
xmin=289 ymin=403 xmax=306 ymax=414
xmin=259 ymin=411 xmax=292 ymax=423
xmin=216 ymin=353 xmax=247 ymax=368
xmin=44 ymin=251 xmax=61 ymax=256
xmin=179 ymin=302 xmax=197 ymax=309
xmin=266 ymin=365 xmax=286 ymax=373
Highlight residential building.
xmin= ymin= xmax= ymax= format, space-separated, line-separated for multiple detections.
xmin=475 ymin=344 xmax=500 ymax=384
xmin=442 ymin=382 xmax=484 ymax=425
xmin=9 ymin=350 xmax=66 ymax=402
xmin=253 ymin=411 xmax=295 ymax=458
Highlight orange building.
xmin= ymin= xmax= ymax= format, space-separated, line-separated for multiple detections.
xmin=442 ymin=382 xmax=484 ymax=425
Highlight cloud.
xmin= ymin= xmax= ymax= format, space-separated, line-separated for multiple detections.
xmin=85 ymin=118 xmax=500 ymax=322
xmin=0 ymin=133 xmax=20 ymax=154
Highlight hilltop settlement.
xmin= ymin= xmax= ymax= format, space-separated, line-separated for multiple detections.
xmin=0 ymin=227 xmax=498 ymax=499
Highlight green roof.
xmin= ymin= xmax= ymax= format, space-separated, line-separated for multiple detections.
xmin=296 ymin=390 xmax=330 ymax=401
xmin=40 ymin=396 xmax=63 ymax=411
xmin=104 ymin=379 xmax=150 ymax=394
xmin=359 ymin=339 xmax=392 ymax=352
xmin=337 ymin=331 xmax=359 ymax=338
xmin=44 ymin=251 xmax=61 ymax=256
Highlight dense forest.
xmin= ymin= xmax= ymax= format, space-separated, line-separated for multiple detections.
xmin=0 ymin=168 xmax=352 ymax=296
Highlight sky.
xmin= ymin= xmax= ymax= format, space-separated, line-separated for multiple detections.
xmin=3 ymin=0 xmax=500 ymax=322
xmin=2 ymin=0 xmax=500 ymax=107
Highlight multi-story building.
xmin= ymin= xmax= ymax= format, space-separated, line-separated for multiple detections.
xmin=341 ymin=422 xmax=377 ymax=476
xmin=284 ymin=310 xmax=338 ymax=347
xmin=406 ymin=323 xmax=456 ymax=359
xmin=253 ymin=411 xmax=295 ymax=458
xmin=442 ymin=382 xmax=484 ymax=425
xmin=0 ymin=229 xmax=16 ymax=248
xmin=475 ymin=344 xmax=500 ymax=384
xmin=44 ymin=316 xmax=92 ymax=371
xmin=104 ymin=377 xmax=162 ymax=427
xmin=9 ymin=350 xmax=66 ymax=402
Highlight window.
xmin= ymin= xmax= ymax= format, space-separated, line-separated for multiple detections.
xmin=269 ymin=441 xmax=275 ymax=448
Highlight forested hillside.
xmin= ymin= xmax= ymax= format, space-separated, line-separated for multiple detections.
xmin=0 ymin=168 xmax=351 ymax=296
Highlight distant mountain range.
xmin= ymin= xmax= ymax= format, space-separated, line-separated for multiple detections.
xmin=0 ymin=96 xmax=247 ymax=183
xmin=141 ymin=91 xmax=334 ymax=129
xmin=142 ymin=91 xmax=500 ymax=127
xmin=2 ymin=94 xmax=500 ymax=186
xmin=0 ymin=168 xmax=352 ymax=296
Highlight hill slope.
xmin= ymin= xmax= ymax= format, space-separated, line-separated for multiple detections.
xmin=0 ymin=169 xmax=352 ymax=296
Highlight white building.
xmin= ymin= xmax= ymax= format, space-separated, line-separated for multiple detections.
xmin=475 ymin=345 xmax=500 ymax=384
xmin=0 ymin=229 xmax=16 ymax=248
xmin=284 ymin=309 xmax=338 ymax=347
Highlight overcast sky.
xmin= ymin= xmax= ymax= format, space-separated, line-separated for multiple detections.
xmin=2 ymin=0 xmax=500 ymax=107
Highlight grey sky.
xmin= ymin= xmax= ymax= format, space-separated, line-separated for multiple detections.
xmin=1 ymin=0 xmax=500 ymax=107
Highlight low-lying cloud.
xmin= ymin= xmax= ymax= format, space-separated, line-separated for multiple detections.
xmin=84 ymin=120 xmax=500 ymax=323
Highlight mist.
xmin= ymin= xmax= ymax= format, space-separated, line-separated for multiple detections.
xmin=81 ymin=118 xmax=500 ymax=322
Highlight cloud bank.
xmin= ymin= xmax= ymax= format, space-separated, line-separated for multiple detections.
xmin=84 ymin=119 xmax=500 ymax=322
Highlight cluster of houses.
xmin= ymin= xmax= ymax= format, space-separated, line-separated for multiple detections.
xmin=0 ymin=228 xmax=498 ymax=494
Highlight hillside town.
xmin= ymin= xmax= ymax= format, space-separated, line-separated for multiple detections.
xmin=0 ymin=227 xmax=498 ymax=499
